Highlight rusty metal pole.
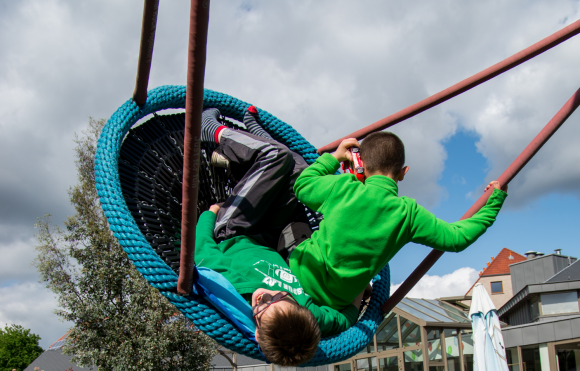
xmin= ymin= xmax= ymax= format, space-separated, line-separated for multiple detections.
xmin=318 ymin=18 xmax=580 ymax=154
xmin=132 ymin=0 xmax=160 ymax=106
xmin=177 ymin=0 xmax=210 ymax=295
xmin=381 ymin=86 xmax=580 ymax=313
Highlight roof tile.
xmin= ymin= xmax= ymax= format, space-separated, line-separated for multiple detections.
xmin=480 ymin=248 xmax=526 ymax=276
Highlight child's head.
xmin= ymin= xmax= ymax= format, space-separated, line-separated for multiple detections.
xmin=360 ymin=131 xmax=407 ymax=179
xmin=253 ymin=289 xmax=320 ymax=366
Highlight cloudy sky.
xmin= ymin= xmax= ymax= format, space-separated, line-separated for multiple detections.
xmin=1 ymin=0 xmax=580 ymax=349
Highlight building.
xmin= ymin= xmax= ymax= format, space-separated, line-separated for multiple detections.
xmin=331 ymin=297 xmax=476 ymax=371
xmin=497 ymin=252 xmax=580 ymax=371
xmin=24 ymin=333 xmax=95 ymax=371
xmin=463 ymin=248 xmax=526 ymax=309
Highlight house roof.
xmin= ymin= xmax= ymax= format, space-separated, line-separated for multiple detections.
xmin=464 ymin=248 xmax=526 ymax=296
xmin=545 ymin=258 xmax=580 ymax=283
xmin=481 ymin=248 xmax=526 ymax=276
xmin=24 ymin=348 xmax=96 ymax=371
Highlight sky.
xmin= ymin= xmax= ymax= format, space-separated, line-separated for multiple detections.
xmin=1 ymin=0 xmax=580 ymax=349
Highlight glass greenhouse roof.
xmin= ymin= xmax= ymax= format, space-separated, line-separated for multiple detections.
xmin=397 ymin=298 xmax=470 ymax=323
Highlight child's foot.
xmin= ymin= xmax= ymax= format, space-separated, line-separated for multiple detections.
xmin=210 ymin=151 xmax=230 ymax=169
xmin=201 ymin=108 xmax=228 ymax=143
xmin=243 ymin=105 xmax=273 ymax=140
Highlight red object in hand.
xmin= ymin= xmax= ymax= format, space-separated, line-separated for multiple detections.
xmin=341 ymin=147 xmax=365 ymax=182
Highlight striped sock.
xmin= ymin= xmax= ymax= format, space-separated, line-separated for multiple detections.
xmin=201 ymin=108 xmax=227 ymax=143
xmin=243 ymin=106 xmax=273 ymax=140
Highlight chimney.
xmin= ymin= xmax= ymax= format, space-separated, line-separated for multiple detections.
xmin=555 ymin=249 xmax=562 ymax=255
xmin=525 ymin=251 xmax=537 ymax=260
xmin=536 ymin=252 xmax=545 ymax=257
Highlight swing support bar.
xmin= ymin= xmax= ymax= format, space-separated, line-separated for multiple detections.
xmin=381 ymin=86 xmax=580 ymax=314
xmin=177 ymin=0 xmax=210 ymax=295
xmin=133 ymin=0 xmax=160 ymax=106
xmin=318 ymin=18 xmax=580 ymax=154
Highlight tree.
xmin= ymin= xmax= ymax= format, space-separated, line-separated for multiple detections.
xmin=33 ymin=118 xmax=216 ymax=371
xmin=0 ymin=324 xmax=43 ymax=371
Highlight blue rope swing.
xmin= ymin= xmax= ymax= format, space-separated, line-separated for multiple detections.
xmin=94 ymin=85 xmax=390 ymax=366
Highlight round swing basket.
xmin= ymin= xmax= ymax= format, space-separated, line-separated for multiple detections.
xmin=94 ymin=85 xmax=390 ymax=366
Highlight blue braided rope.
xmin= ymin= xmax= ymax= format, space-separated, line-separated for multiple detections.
xmin=94 ymin=85 xmax=390 ymax=366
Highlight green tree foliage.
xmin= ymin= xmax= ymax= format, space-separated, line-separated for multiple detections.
xmin=33 ymin=118 xmax=216 ymax=371
xmin=0 ymin=324 xmax=43 ymax=371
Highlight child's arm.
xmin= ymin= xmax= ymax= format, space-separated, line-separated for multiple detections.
xmin=194 ymin=208 xmax=223 ymax=266
xmin=408 ymin=186 xmax=507 ymax=252
xmin=294 ymin=139 xmax=360 ymax=211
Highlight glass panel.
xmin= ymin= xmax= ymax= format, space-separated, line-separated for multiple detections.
xmin=444 ymin=329 xmax=461 ymax=371
xmin=359 ymin=344 xmax=369 ymax=355
xmin=426 ymin=328 xmax=442 ymax=361
xmin=530 ymin=298 xmax=540 ymax=321
xmin=427 ymin=299 xmax=470 ymax=318
xmin=400 ymin=316 xmax=422 ymax=347
xmin=376 ymin=312 xmax=400 ymax=351
xmin=541 ymin=292 xmax=579 ymax=315
xmin=408 ymin=299 xmax=468 ymax=323
xmin=491 ymin=281 xmax=503 ymax=294
xmin=335 ymin=363 xmax=352 ymax=371
xmin=428 ymin=367 xmax=444 ymax=371
xmin=357 ymin=358 xmax=370 ymax=371
xmin=461 ymin=329 xmax=474 ymax=371
xmin=404 ymin=350 xmax=424 ymax=371
xmin=397 ymin=302 xmax=453 ymax=322
xmin=463 ymin=355 xmax=474 ymax=371
xmin=506 ymin=347 xmax=520 ymax=371
xmin=556 ymin=349 xmax=580 ymax=371
xmin=521 ymin=345 xmax=541 ymax=371
xmin=378 ymin=356 xmax=398 ymax=371
xmin=371 ymin=357 xmax=377 ymax=371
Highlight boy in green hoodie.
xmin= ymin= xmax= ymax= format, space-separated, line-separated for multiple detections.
xmin=289 ymin=132 xmax=508 ymax=312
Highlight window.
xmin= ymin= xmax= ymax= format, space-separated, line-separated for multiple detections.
xmin=541 ymin=292 xmax=579 ymax=315
xmin=400 ymin=316 xmax=422 ymax=347
xmin=506 ymin=347 xmax=520 ymax=371
xmin=529 ymin=297 xmax=540 ymax=320
xmin=444 ymin=329 xmax=461 ymax=371
xmin=376 ymin=312 xmax=400 ymax=351
xmin=379 ymin=356 xmax=398 ymax=371
xmin=461 ymin=329 xmax=474 ymax=371
xmin=335 ymin=362 xmax=352 ymax=371
xmin=491 ymin=281 xmax=503 ymax=294
xmin=425 ymin=328 xmax=442 ymax=361
xmin=404 ymin=350 xmax=424 ymax=371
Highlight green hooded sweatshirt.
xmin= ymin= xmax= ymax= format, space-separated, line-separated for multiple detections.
xmin=194 ymin=211 xmax=359 ymax=337
xmin=290 ymin=153 xmax=507 ymax=310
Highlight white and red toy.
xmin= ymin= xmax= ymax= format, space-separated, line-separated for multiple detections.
xmin=341 ymin=147 xmax=365 ymax=182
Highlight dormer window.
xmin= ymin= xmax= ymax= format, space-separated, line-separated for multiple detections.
xmin=491 ymin=281 xmax=503 ymax=294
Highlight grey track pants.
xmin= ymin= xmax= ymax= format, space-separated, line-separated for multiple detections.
xmin=213 ymin=129 xmax=308 ymax=248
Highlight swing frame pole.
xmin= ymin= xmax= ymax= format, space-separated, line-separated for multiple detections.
xmin=381 ymin=86 xmax=580 ymax=314
xmin=318 ymin=18 xmax=580 ymax=154
xmin=132 ymin=0 xmax=160 ymax=106
xmin=177 ymin=0 xmax=210 ymax=295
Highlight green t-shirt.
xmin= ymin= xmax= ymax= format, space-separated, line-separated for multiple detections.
xmin=291 ymin=153 xmax=508 ymax=310
xmin=194 ymin=211 xmax=358 ymax=337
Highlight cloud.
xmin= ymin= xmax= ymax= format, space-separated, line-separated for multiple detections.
xmin=390 ymin=267 xmax=479 ymax=299
xmin=0 ymin=282 xmax=71 ymax=349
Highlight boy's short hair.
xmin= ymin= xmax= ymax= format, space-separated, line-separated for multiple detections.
xmin=258 ymin=305 xmax=320 ymax=366
xmin=360 ymin=131 xmax=405 ymax=176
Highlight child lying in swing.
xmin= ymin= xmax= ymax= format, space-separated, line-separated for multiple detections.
xmin=194 ymin=107 xmax=361 ymax=366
